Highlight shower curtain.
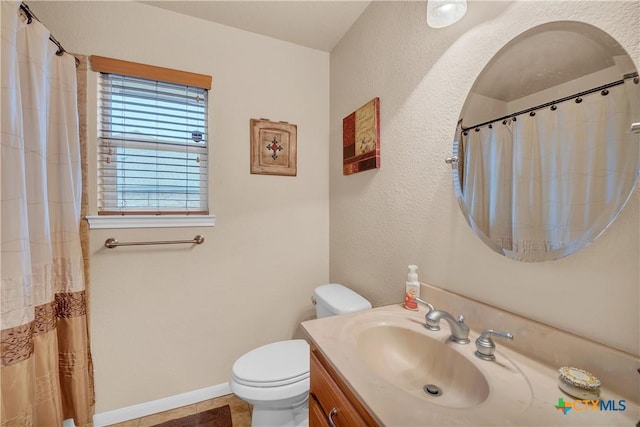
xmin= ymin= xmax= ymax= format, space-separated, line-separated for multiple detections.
xmin=1 ymin=2 xmax=94 ymax=426
xmin=462 ymin=80 xmax=639 ymax=261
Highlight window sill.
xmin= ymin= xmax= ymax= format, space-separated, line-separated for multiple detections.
xmin=86 ymin=215 xmax=216 ymax=229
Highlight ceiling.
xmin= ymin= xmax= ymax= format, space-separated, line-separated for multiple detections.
xmin=141 ymin=1 xmax=371 ymax=52
xmin=473 ymin=21 xmax=631 ymax=102
xmin=141 ymin=3 xmax=635 ymax=101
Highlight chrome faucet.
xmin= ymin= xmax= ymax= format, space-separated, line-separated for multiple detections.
xmin=425 ymin=309 xmax=470 ymax=344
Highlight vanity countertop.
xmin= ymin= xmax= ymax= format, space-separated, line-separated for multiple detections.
xmin=302 ymin=299 xmax=639 ymax=426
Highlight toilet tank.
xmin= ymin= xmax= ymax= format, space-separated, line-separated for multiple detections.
xmin=314 ymin=284 xmax=372 ymax=318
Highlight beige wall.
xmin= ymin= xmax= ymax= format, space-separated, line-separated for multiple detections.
xmin=31 ymin=1 xmax=329 ymax=413
xmin=330 ymin=1 xmax=639 ymax=356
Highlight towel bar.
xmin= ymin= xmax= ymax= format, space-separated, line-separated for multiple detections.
xmin=104 ymin=235 xmax=205 ymax=249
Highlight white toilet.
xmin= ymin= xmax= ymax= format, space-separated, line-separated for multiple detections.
xmin=229 ymin=284 xmax=372 ymax=427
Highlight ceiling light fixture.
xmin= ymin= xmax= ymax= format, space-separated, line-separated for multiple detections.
xmin=427 ymin=0 xmax=467 ymax=28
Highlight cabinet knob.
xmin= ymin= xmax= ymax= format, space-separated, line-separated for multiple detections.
xmin=327 ymin=407 xmax=338 ymax=427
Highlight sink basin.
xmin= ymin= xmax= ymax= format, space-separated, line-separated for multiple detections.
xmin=330 ymin=308 xmax=533 ymax=424
xmin=357 ymin=325 xmax=489 ymax=408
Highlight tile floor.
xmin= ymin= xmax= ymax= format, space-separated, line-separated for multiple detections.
xmin=108 ymin=393 xmax=252 ymax=427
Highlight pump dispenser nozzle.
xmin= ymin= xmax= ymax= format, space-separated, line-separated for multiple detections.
xmin=407 ymin=265 xmax=418 ymax=283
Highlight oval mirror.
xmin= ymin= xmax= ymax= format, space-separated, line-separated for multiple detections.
xmin=453 ymin=21 xmax=639 ymax=261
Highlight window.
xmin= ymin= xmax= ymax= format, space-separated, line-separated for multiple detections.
xmin=92 ymin=56 xmax=211 ymax=216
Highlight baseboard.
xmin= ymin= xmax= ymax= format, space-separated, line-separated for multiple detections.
xmin=63 ymin=382 xmax=231 ymax=427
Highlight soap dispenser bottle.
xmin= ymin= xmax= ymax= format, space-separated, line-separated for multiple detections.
xmin=403 ymin=265 xmax=420 ymax=310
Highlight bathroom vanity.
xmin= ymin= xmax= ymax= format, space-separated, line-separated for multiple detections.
xmin=301 ymin=284 xmax=639 ymax=426
xmin=309 ymin=346 xmax=377 ymax=426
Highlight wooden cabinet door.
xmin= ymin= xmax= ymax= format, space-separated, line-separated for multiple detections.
xmin=309 ymin=393 xmax=331 ymax=427
xmin=310 ymin=351 xmax=369 ymax=427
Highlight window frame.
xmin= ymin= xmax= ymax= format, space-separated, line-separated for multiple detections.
xmin=88 ymin=56 xmax=215 ymax=228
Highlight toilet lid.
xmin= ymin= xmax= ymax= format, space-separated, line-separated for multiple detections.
xmin=232 ymin=339 xmax=310 ymax=387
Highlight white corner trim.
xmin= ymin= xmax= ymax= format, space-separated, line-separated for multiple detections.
xmin=86 ymin=214 xmax=216 ymax=229
xmin=80 ymin=382 xmax=232 ymax=427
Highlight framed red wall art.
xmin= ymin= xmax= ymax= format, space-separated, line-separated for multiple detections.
xmin=342 ymin=97 xmax=380 ymax=175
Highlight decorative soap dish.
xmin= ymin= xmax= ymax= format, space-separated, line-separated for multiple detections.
xmin=558 ymin=366 xmax=601 ymax=400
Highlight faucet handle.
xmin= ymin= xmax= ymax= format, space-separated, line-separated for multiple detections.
xmin=414 ymin=297 xmax=435 ymax=313
xmin=475 ymin=329 xmax=514 ymax=361
xmin=414 ymin=297 xmax=437 ymax=331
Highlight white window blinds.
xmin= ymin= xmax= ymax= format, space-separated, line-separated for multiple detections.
xmin=97 ymin=72 xmax=209 ymax=215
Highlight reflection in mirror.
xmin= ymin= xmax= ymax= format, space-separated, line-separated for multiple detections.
xmin=453 ymin=21 xmax=639 ymax=262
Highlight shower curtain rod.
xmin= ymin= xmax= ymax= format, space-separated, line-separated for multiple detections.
xmin=462 ymin=71 xmax=640 ymax=132
xmin=19 ymin=2 xmax=75 ymax=63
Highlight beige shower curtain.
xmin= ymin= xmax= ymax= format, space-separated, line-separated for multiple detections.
xmin=1 ymin=2 xmax=94 ymax=426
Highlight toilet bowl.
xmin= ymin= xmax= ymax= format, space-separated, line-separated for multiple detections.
xmin=231 ymin=339 xmax=310 ymax=426
xmin=229 ymin=284 xmax=371 ymax=427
